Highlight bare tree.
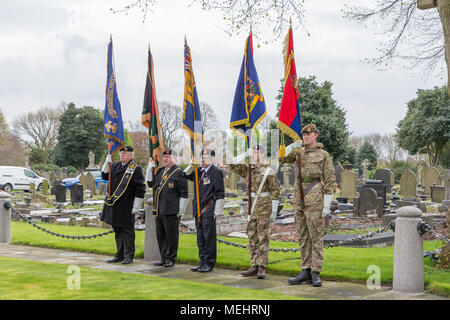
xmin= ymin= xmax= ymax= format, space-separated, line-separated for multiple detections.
xmin=110 ymin=0 xmax=308 ymax=42
xmin=344 ymin=1 xmax=449 ymax=93
xmin=127 ymin=120 xmax=150 ymax=166
xmin=383 ymin=133 xmax=405 ymax=162
xmin=13 ymin=106 xmax=63 ymax=150
xmin=0 ymin=108 xmax=9 ymax=145
xmin=159 ymin=101 xmax=182 ymax=150
xmin=0 ymin=133 xmax=25 ymax=166
xmin=200 ymin=102 xmax=218 ymax=134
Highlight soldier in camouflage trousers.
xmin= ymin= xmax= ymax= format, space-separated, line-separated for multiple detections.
xmin=230 ymin=145 xmax=280 ymax=279
xmin=280 ymin=124 xmax=335 ymax=287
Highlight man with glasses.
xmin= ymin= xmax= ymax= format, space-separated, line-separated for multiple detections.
xmin=101 ymin=146 xmax=146 ymax=265
xmin=182 ymin=148 xmax=225 ymax=273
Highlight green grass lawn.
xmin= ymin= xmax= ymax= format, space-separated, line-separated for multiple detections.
xmin=9 ymin=221 xmax=450 ymax=297
xmin=0 ymin=256 xmax=303 ymax=300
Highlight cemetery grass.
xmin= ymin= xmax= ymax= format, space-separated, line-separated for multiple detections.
xmin=11 ymin=221 xmax=449 ymax=297
xmin=0 ymin=256 xmax=303 ymax=300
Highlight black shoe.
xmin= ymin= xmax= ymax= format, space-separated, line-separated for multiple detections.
xmin=288 ymin=268 xmax=312 ymax=285
xmin=164 ymin=261 xmax=175 ymax=267
xmin=190 ymin=265 xmax=203 ymax=272
xmin=106 ymin=257 xmax=122 ymax=263
xmin=121 ymin=258 xmax=133 ymax=265
xmin=198 ymin=265 xmax=213 ymax=273
xmin=312 ymin=271 xmax=322 ymax=287
xmin=153 ymin=261 xmax=165 ymax=266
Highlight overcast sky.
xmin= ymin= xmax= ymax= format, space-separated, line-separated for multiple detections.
xmin=0 ymin=0 xmax=445 ymax=137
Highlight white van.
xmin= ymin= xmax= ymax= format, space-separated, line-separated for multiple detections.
xmin=0 ymin=166 xmax=45 ymax=192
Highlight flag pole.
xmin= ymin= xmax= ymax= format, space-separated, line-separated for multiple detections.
xmin=194 ymin=161 xmax=201 ymax=223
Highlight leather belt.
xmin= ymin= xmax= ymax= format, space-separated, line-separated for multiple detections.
xmin=200 ymin=198 xmax=215 ymax=215
xmin=302 ymin=178 xmax=321 ymax=196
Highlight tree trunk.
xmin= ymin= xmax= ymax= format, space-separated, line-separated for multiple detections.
xmin=438 ymin=0 xmax=450 ymax=95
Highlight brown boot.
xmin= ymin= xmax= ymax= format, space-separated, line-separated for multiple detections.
xmin=257 ymin=266 xmax=265 ymax=279
xmin=241 ymin=266 xmax=258 ymax=277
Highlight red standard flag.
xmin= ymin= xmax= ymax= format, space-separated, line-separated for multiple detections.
xmin=277 ymin=23 xmax=302 ymax=155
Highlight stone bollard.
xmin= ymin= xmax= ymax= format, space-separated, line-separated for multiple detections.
xmin=392 ymin=206 xmax=424 ymax=294
xmin=144 ymin=197 xmax=161 ymax=262
xmin=0 ymin=191 xmax=11 ymax=244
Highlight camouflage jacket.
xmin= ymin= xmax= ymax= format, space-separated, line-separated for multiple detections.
xmin=229 ymin=163 xmax=280 ymax=217
xmin=281 ymin=142 xmax=335 ymax=196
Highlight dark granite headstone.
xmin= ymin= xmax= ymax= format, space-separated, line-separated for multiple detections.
xmin=359 ymin=188 xmax=378 ymax=217
xmin=70 ymin=184 xmax=83 ymax=205
xmin=55 ymin=184 xmax=67 ymax=203
xmin=358 ymin=181 xmax=387 ymax=205
xmin=375 ymin=169 xmax=392 ymax=193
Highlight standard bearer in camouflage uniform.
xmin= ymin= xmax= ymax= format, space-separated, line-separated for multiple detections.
xmin=280 ymin=124 xmax=335 ymax=287
xmin=230 ymin=145 xmax=280 ymax=279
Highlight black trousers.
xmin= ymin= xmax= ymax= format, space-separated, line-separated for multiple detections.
xmin=112 ymin=225 xmax=135 ymax=260
xmin=155 ymin=214 xmax=179 ymax=263
xmin=195 ymin=212 xmax=217 ymax=268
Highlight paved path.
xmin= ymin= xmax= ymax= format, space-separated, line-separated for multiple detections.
xmin=0 ymin=244 xmax=447 ymax=300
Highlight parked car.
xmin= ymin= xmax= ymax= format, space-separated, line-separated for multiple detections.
xmin=62 ymin=171 xmax=108 ymax=189
xmin=0 ymin=166 xmax=45 ymax=192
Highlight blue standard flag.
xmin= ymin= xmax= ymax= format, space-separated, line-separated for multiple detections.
xmin=104 ymin=36 xmax=124 ymax=156
xmin=182 ymin=37 xmax=203 ymax=158
xmin=230 ymin=31 xmax=266 ymax=148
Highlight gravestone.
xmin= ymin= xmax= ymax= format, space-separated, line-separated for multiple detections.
xmin=42 ymin=179 xmax=49 ymax=196
xmin=70 ymin=184 xmax=83 ymax=205
xmin=375 ymin=169 xmax=392 ymax=193
xmin=55 ymin=184 xmax=67 ymax=203
xmin=230 ymin=171 xmax=238 ymax=190
xmin=49 ymin=172 xmax=56 ymax=186
xmin=223 ymin=177 xmax=230 ymax=189
xmin=334 ymin=164 xmax=344 ymax=188
xmin=390 ymin=171 xmax=395 ymax=186
xmin=340 ymin=170 xmax=358 ymax=200
xmin=79 ymin=171 xmax=87 ymax=189
xmin=29 ymin=182 xmax=35 ymax=192
xmin=361 ymin=159 xmax=370 ymax=182
xmin=430 ymin=185 xmax=445 ymax=203
xmin=98 ymin=182 xmax=107 ymax=195
xmin=85 ymin=171 xmax=97 ymax=195
xmin=400 ymin=170 xmax=417 ymax=199
xmin=281 ymin=165 xmax=292 ymax=189
xmin=422 ymin=166 xmax=440 ymax=196
xmin=358 ymin=188 xmax=378 ymax=217
xmin=359 ymin=180 xmax=387 ymax=205
xmin=440 ymin=169 xmax=450 ymax=200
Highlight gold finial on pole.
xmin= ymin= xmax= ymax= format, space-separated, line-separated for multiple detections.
xmin=249 ymin=24 xmax=252 ymax=35
xmin=148 ymin=42 xmax=151 ymax=51
xmin=110 ymin=34 xmax=112 ymax=42
xmin=289 ymin=17 xmax=292 ymax=29
xmin=184 ymin=34 xmax=187 ymax=45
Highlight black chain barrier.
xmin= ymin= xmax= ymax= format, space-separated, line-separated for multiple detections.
xmin=179 ymin=220 xmax=396 ymax=252
xmin=10 ymin=205 xmax=114 ymax=240
xmin=420 ymin=222 xmax=450 ymax=244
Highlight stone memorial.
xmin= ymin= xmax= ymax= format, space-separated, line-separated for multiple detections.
xmin=361 ymin=159 xmax=370 ymax=182
xmin=358 ymin=187 xmax=378 ymax=217
xmin=375 ymin=168 xmax=392 ymax=193
xmin=29 ymin=182 xmax=35 ymax=192
xmin=85 ymin=171 xmax=97 ymax=195
xmin=334 ymin=164 xmax=344 ymax=188
xmin=422 ymin=166 xmax=440 ymax=196
xmin=430 ymin=185 xmax=445 ymax=203
xmin=49 ymin=172 xmax=56 ymax=186
xmin=98 ymin=182 xmax=107 ymax=195
xmin=55 ymin=184 xmax=67 ymax=203
xmin=230 ymin=171 xmax=238 ymax=190
xmin=70 ymin=184 xmax=83 ymax=205
xmin=359 ymin=179 xmax=387 ymax=205
xmin=42 ymin=179 xmax=49 ymax=196
xmin=399 ymin=170 xmax=417 ymax=199
xmin=340 ymin=170 xmax=358 ymax=200
xmin=79 ymin=171 xmax=87 ymax=189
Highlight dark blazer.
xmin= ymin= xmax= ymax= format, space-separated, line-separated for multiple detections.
xmin=152 ymin=165 xmax=188 ymax=215
xmin=100 ymin=160 xmax=146 ymax=228
xmin=183 ymin=165 xmax=225 ymax=218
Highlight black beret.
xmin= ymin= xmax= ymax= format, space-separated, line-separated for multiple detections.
xmin=120 ymin=145 xmax=134 ymax=152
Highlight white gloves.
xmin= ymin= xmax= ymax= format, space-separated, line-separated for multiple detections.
xmin=102 ymin=154 xmax=113 ymax=173
xmin=232 ymin=149 xmax=250 ymax=164
xmin=183 ymin=159 xmax=194 ymax=175
xmin=270 ymin=200 xmax=279 ymax=223
xmin=178 ymin=197 xmax=189 ymax=218
xmin=284 ymin=140 xmax=302 ymax=156
xmin=146 ymin=159 xmax=155 ymax=182
xmin=214 ymin=199 xmax=225 ymax=218
xmin=132 ymin=197 xmax=144 ymax=215
xmin=322 ymin=194 xmax=333 ymax=218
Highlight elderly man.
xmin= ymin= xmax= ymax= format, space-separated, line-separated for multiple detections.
xmin=182 ymin=148 xmax=225 ymax=273
xmin=101 ymin=146 xmax=146 ymax=265
xmin=147 ymin=149 xmax=188 ymax=267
